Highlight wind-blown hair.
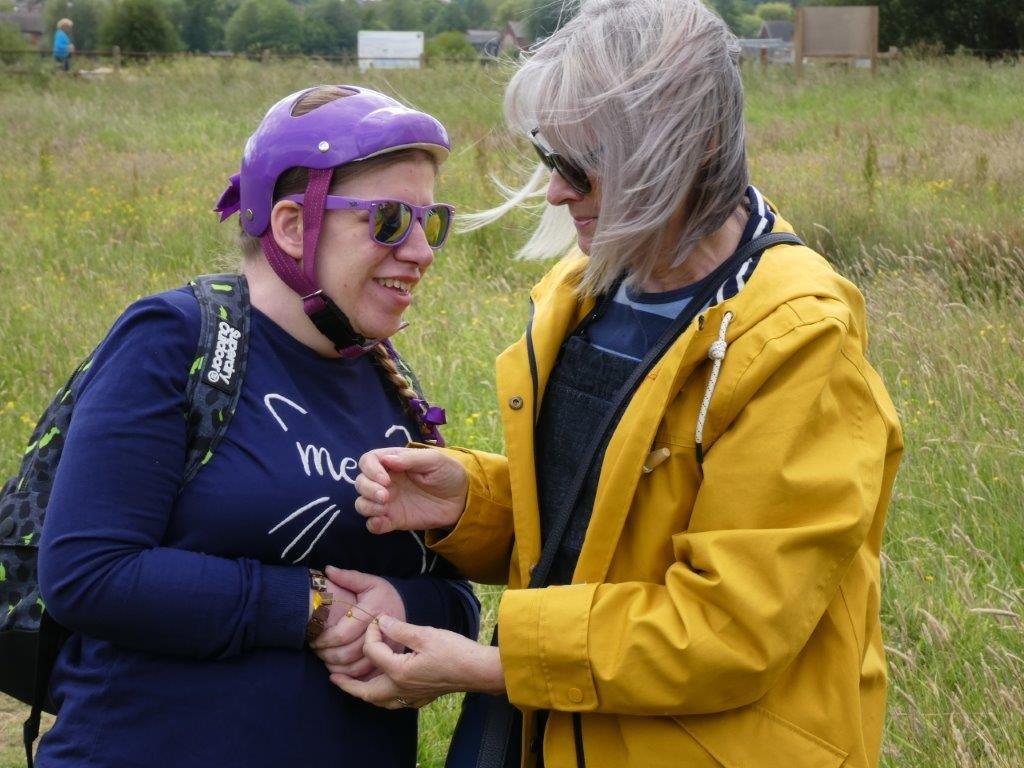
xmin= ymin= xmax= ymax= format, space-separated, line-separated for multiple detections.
xmin=462 ymin=0 xmax=748 ymax=296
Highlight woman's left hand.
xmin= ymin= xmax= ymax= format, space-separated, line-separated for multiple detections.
xmin=330 ymin=615 xmax=505 ymax=709
xmin=310 ymin=566 xmax=406 ymax=678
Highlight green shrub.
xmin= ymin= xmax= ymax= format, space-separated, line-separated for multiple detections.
xmin=300 ymin=0 xmax=360 ymax=57
xmin=738 ymin=13 xmax=763 ymax=38
xmin=426 ymin=31 xmax=477 ymax=62
xmin=754 ymin=2 xmax=794 ymax=22
xmin=101 ymin=0 xmax=180 ymax=53
xmin=224 ymin=0 xmax=301 ymax=54
xmin=0 ymin=21 xmax=29 ymax=64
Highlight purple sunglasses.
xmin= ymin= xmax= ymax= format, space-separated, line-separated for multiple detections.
xmin=283 ymin=194 xmax=455 ymax=250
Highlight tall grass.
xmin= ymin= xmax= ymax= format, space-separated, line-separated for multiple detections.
xmin=1 ymin=57 xmax=1022 ymax=766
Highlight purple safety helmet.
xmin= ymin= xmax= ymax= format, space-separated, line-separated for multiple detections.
xmin=218 ymin=85 xmax=450 ymax=238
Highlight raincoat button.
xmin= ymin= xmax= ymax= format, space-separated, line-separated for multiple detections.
xmin=509 ymin=396 xmax=524 ymax=410
xmin=567 ymin=687 xmax=584 ymax=704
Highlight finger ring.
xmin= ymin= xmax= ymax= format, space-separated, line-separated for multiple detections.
xmin=397 ymin=697 xmax=414 ymax=708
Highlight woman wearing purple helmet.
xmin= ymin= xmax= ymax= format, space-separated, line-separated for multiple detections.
xmin=35 ymin=85 xmax=478 ymax=768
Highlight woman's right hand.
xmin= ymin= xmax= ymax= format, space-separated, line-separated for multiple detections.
xmin=354 ymin=447 xmax=468 ymax=534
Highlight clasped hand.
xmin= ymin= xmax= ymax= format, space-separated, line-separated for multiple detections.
xmin=329 ymin=613 xmax=504 ymax=709
xmin=310 ymin=566 xmax=405 ymax=680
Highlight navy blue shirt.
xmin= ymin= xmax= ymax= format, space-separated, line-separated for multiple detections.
xmin=37 ymin=287 xmax=478 ymax=768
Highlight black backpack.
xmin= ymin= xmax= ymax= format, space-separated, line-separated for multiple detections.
xmin=0 ymin=274 xmax=252 ymax=767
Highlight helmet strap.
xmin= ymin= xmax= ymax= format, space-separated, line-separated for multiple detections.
xmin=299 ymin=167 xmax=332 ymax=299
xmin=259 ymin=167 xmax=380 ymax=358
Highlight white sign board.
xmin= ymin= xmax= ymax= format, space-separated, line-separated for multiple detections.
xmin=358 ymin=31 xmax=424 ymax=71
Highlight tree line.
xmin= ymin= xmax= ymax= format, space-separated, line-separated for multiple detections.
xmin=9 ymin=0 xmax=1021 ymax=57
xmin=22 ymin=0 xmax=537 ymax=56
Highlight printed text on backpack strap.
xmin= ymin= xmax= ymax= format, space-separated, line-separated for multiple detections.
xmin=183 ymin=274 xmax=251 ymax=486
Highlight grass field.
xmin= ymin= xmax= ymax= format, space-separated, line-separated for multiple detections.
xmin=1 ymin=56 xmax=1022 ymax=766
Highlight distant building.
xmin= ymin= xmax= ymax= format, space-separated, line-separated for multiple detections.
xmin=0 ymin=9 xmax=44 ymax=46
xmin=758 ymin=20 xmax=794 ymax=43
xmin=499 ymin=20 xmax=530 ymax=55
xmin=467 ymin=29 xmax=500 ymax=58
xmin=357 ymin=30 xmax=424 ymax=71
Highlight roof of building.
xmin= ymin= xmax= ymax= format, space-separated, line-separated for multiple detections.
xmin=467 ymin=29 xmax=500 ymax=45
xmin=506 ymin=20 xmax=528 ymax=40
xmin=0 ymin=10 xmax=44 ymax=35
xmin=759 ymin=20 xmax=794 ymax=42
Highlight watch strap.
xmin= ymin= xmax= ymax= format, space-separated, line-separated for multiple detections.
xmin=305 ymin=569 xmax=333 ymax=644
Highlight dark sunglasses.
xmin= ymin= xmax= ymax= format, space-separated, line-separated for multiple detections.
xmin=530 ymin=128 xmax=592 ymax=195
xmin=284 ymin=195 xmax=455 ymax=250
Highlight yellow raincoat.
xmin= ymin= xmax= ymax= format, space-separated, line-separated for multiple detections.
xmin=430 ymin=213 xmax=903 ymax=768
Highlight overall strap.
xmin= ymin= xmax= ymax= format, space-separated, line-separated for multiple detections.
xmin=183 ymin=274 xmax=252 ymax=485
xmin=529 ymin=231 xmax=803 ymax=589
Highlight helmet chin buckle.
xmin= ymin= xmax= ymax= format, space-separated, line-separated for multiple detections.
xmin=305 ymin=291 xmax=407 ymax=358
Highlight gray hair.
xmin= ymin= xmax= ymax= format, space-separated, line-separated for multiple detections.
xmin=461 ymin=0 xmax=748 ymax=296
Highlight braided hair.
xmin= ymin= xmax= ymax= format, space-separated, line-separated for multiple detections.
xmin=370 ymin=342 xmax=444 ymax=446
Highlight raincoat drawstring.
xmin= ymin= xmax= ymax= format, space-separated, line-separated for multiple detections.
xmin=695 ymin=311 xmax=734 ymax=464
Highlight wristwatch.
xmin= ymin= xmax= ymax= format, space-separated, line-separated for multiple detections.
xmin=305 ymin=569 xmax=333 ymax=644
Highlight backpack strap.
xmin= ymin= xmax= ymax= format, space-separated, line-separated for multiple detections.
xmin=183 ymin=274 xmax=251 ymax=486
xmin=23 ymin=612 xmax=68 ymax=768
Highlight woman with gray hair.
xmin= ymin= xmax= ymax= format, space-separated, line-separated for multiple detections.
xmin=332 ymin=1 xmax=903 ymax=767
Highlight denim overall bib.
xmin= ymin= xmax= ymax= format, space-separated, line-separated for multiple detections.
xmin=535 ymin=333 xmax=636 ymax=586
xmin=527 ymin=293 xmax=636 ymax=765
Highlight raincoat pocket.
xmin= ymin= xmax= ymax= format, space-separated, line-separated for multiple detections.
xmin=677 ymin=704 xmax=848 ymax=768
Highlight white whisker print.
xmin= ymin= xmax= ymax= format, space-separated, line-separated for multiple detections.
xmin=293 ymin=508 xmax=343 ymax=563
xmin=280 ymin=504 xmax=337 ymax=561
xmin=268 ymin=496 xmax=330 ymax=534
